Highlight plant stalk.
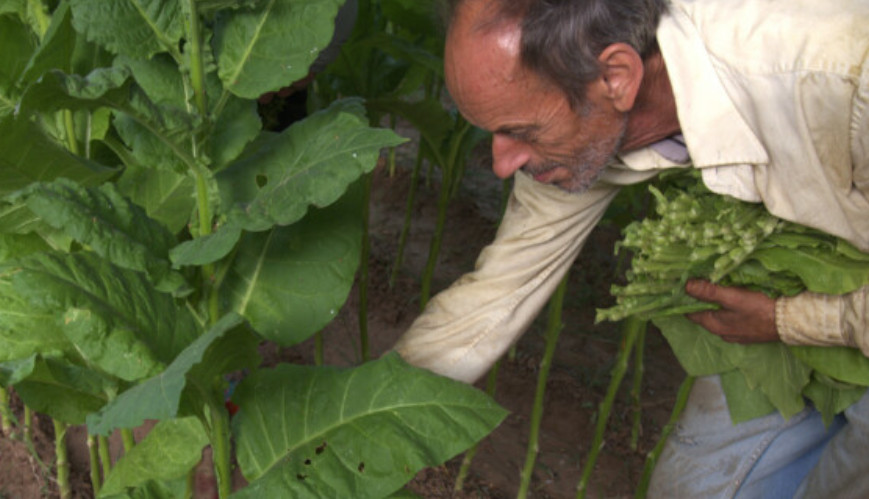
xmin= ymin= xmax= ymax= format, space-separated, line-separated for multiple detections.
xmin=210 ymin=403 xmax=233 ymax=498
xmin=575 ymin=318 xmax=646 ymax=499
xmin=53 ymin=419 xmax=71 ymax=499
xmin=454 ymin=360 xmax=500 ymax=492
xmin=635 ymin=375 xmax=695 ymax=498
xmin=518 ymin=274 xmax=569 ymax=499
xmin=358 ymin=172 xmax=372 ymax=362
xmin=121 ymin=428 xmax=136 ymax=453
xmin=23 ymin=405 xmax=32 ymax=446
xmin=0 ymin=386 xmax=11 ymax=435
xmin=88 ymin=434 xmax=102 ymax=496
xmin=419 ymin=174 xmax=452 ymax=309
xmin=98 ymin=435 xmax=112 ymax=478
xmin=630 ymin=326 xmax=647 ymax=450
xmin=185 ymin=0 xmax=208 ymax=117
xmin=389 ymin=143 xmax=425 ymax=288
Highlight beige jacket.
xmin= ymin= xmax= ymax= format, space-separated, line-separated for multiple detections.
xmin=395 ymin=0 xmax=869 ymax=383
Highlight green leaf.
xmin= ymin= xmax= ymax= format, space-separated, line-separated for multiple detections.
xmin=221 ymin=188 xmax=362 ymax=346
xmin=12 ymin=179 xmax=183 ymax=291
xmin=790 ymin=345 xmax=869 ymax=387
xmin=116 ymin=165 xmax=196 ymax=234
xmin=169 ymin=225 xmax=242 ymax=267
xmin=0 ymin=200 xmax=42 ymax=234
xmin=0 ymin=232 xmax=51 ymax=263
xmin=719 ymin=370 xmax=775 ymax=424
xmin=732 ymin=343 xmax=811 ymax=420
xmin=750 ymin=246 xmax=869 ymax=295
xmin=208 ymin=92 xmax=261 ymax=170
xmin=19 ymin=65 xmax=132 ymax=115
xmin=100 ymin=417 xmax=209 ymax=496
xmin=86 ymin=313 xmax=250 ymax=435
xmin=217 ymin=99 xmax=406 ymax=232
xmin=653 ymin=315 xmax=736 ymax=375
xmin=1 ymin=251 xmax=198 ymax=366
xmin=69 ymin=0 xmax=184 ymax=59
xmin=0 ymin=114 xmax=115 ymax=197
xmin=213 ymin=0 xmax=342 ymax=99
xmin=232 ymin=353 xmax=507 ymax=498
xmin=0 ymin=356 xmax=36 ymax=386
xmin=0 ymin=14 xmax=35 ymax=117
xmin=14 ymin=356 xmax=115 ymax=424
xmin=0 ymin=276 xmax=69 ymax=362
xmin=802 ymin=376 xmax=865 ymax=427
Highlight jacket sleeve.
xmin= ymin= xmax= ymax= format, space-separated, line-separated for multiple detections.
xmin=776 ymin=285 xmax=869 ymax=358
xmin=393 ymin=172 xmax=621 ymax=383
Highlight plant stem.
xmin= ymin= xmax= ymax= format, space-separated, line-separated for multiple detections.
xmin=210 ymin=403 xmax=233 ymax=498
xmin=358 ymin=172 xmax=372 ymax=362
xmin=635 ymin=375 xmax=695 ymax=498
xmin=121 ymin=428 xmax=136 ymax=453
xmin=98 ymin=435 xmax=112 ymax=478
xmin=518 ymin=274 xmax=569 ymax=499
xmin=185 ymin=0 xmax=208 ymax=117
xmin=575 ymin=317 xmax=646 ymax=499
xmin=630 ymin=326 xmax=647 ymax=451
xmin=419 ymin=173 xmax=452 ymax=309
xmin=387 ymin=114 xmax=397 ymax=176
xmin=389 ymin=143 xmax=424 ymax=288
xmin=62 ymin=110 xmax=80 ymax=156
xmin=0 ymin=386 xmax=12 ymax=435
xmin=88 ymin=435 xmax=102 ymax=496
xmin=23 ymin=405 xmax=32 ymax=446
xmin=454 ymin=360 xmax=500 ymax=492
xmin=53 ymin=419 xmax=71 ymax=499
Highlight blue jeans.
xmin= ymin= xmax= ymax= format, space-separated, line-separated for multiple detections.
xmin=648 ymin=375 xmax=869 ymax=498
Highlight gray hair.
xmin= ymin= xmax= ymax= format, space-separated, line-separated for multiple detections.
xmin=445 ymin=0 xmax=669 ymax=108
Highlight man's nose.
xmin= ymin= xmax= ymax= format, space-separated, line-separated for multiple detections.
xmin=491 ymin=134 xmax=532 ymax=179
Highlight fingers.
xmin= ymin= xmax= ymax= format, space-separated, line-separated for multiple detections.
xmin=685 ymin=279 xmax=739 ymax=306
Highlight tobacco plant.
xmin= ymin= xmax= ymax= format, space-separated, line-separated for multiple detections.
xmin=0 ymin=1 xmax=507 ymax=497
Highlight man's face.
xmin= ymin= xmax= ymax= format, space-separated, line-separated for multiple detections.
xmin=444 ymin=4 xmax=627 ymax=193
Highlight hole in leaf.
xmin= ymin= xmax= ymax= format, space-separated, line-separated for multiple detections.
xmin=296 ymin=473 xmax=307 ymax=481
xmin=316 ymin=442 xmax=327 ymax=455
xmin=256 ymin=174 xmax=268 ymax=188
xmin=304 ymin=459 xmax=312 ymax=466
xmin=358 ymin=462 xmax=365 ymax=473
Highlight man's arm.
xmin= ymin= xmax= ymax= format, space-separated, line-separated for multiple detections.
xmin=394 ymin=172 xmax=620 ymax=383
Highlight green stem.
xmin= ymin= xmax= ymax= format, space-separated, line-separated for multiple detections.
xmin=387 ymin=114 xmax=397 ymax=176
xmin=185 ymin=0 xmax=208 ymax=117
xmin=358 ymin=172 xmax=372 ymax=362
xmin=389 ymin=143 xmax=424 ymax=288
xmin=23 ymin=405 xmax=32 ymax=447
xmin=635 ymin=376 xmax=695 ymax=498
xmin=121 ymin=428 xmax=136 ymax=453
xmin=419 ymin=173 xmax=452 ymax=309
xmin=575 ymin=318 xmax=646 ymax=499
xmin=0 ymin=386 xmax=11 ymax=435
xmin=630 ymin=327 xmax=647 ymax=451
xmin=63 ymin=110 xmax=80 ymax=156
xmin=518 ymin=274 xmax=569 ymax=499
xmin=454 ymin=360 xmax=500 ymax=492
xmin=88 ymin=435 xmax=102 ymax=496
xmin=53 ymin=419 xmax=71 ymax=499
xmin=98 ymin=435 xmax=112 ymax=478
xmin=210 ymin=403 xmax=232 ymax=498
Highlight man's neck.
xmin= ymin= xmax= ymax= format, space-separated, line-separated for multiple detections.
xmin=620 ymin=51 xmax=681 ymax=152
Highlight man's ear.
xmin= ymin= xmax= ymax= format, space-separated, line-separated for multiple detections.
xmin=597 ymin=43 xmax=644 ymax=112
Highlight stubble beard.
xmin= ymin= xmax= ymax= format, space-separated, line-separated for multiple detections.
xmin=525 ymin=117 xmax=628 ymax=194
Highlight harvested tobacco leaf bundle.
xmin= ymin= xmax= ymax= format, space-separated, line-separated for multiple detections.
xmin=597 ymin=169 xmax=869 ymax=424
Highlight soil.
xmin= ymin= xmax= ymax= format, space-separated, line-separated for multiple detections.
xmin=0 ymin=125 xmax=686 ymax=499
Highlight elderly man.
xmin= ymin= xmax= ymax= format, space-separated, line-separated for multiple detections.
xmin=393 ymin=0 xmax=869 ymax=496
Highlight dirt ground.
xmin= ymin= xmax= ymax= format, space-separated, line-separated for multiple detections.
xmin=0 ymin=130 xmax=686 ymax=498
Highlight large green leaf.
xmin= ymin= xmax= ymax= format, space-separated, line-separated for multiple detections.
xmin=0 ymin=14 xmax=34 ymax=117
xmin=732 ymin=343 xmax=811 ymax=420
xmin=116 ymin=165 xmax=195 ymax=234
xmin=69 ymin=0 xmax=184 ymax=59
xmin=221 ymin=187 xmax=362 ymax=346
xmin=217 ymin=99 xmax=406 ymax=232
xmin=18 ymin=65 xmax=131 ymax=115
xmin=0 ymin=114 xmax=115 ymax=197
xmin=0 ymin=356 xmax=36 ymax=387
xmin=11 ymin=179 xmax=183 ymax=290
xmin=751 ymin=246 xmax=869 ymax=295
xmin=14 ymin=356 xmax=116 ymax=424
xmin=1 ymin=251 xmax=198 ymax=369
xmin=231 ymin=353 xmax=507 ymax=498
xmin=213 ymin=0 xmax=342 ymax=99
xmin=790 ymin=346 xmax=869 ymax=387
xmin=0 ymin=282 xmax=68 ymax=362
xmin=86 ymin=313 xmax=257 ymax=435
xmin=100 ymin=417 xmax=209 ymax=496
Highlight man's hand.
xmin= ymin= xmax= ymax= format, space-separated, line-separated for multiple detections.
xmin=684 ymin=279 xmax=779 ymax=343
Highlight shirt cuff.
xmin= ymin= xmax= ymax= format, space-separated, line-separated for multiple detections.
xmin=776 ymin=291 xmax=853 ymax=348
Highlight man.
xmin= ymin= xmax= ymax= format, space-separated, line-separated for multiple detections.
xmin=393 ymin=0 xmax=869 ymax=496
